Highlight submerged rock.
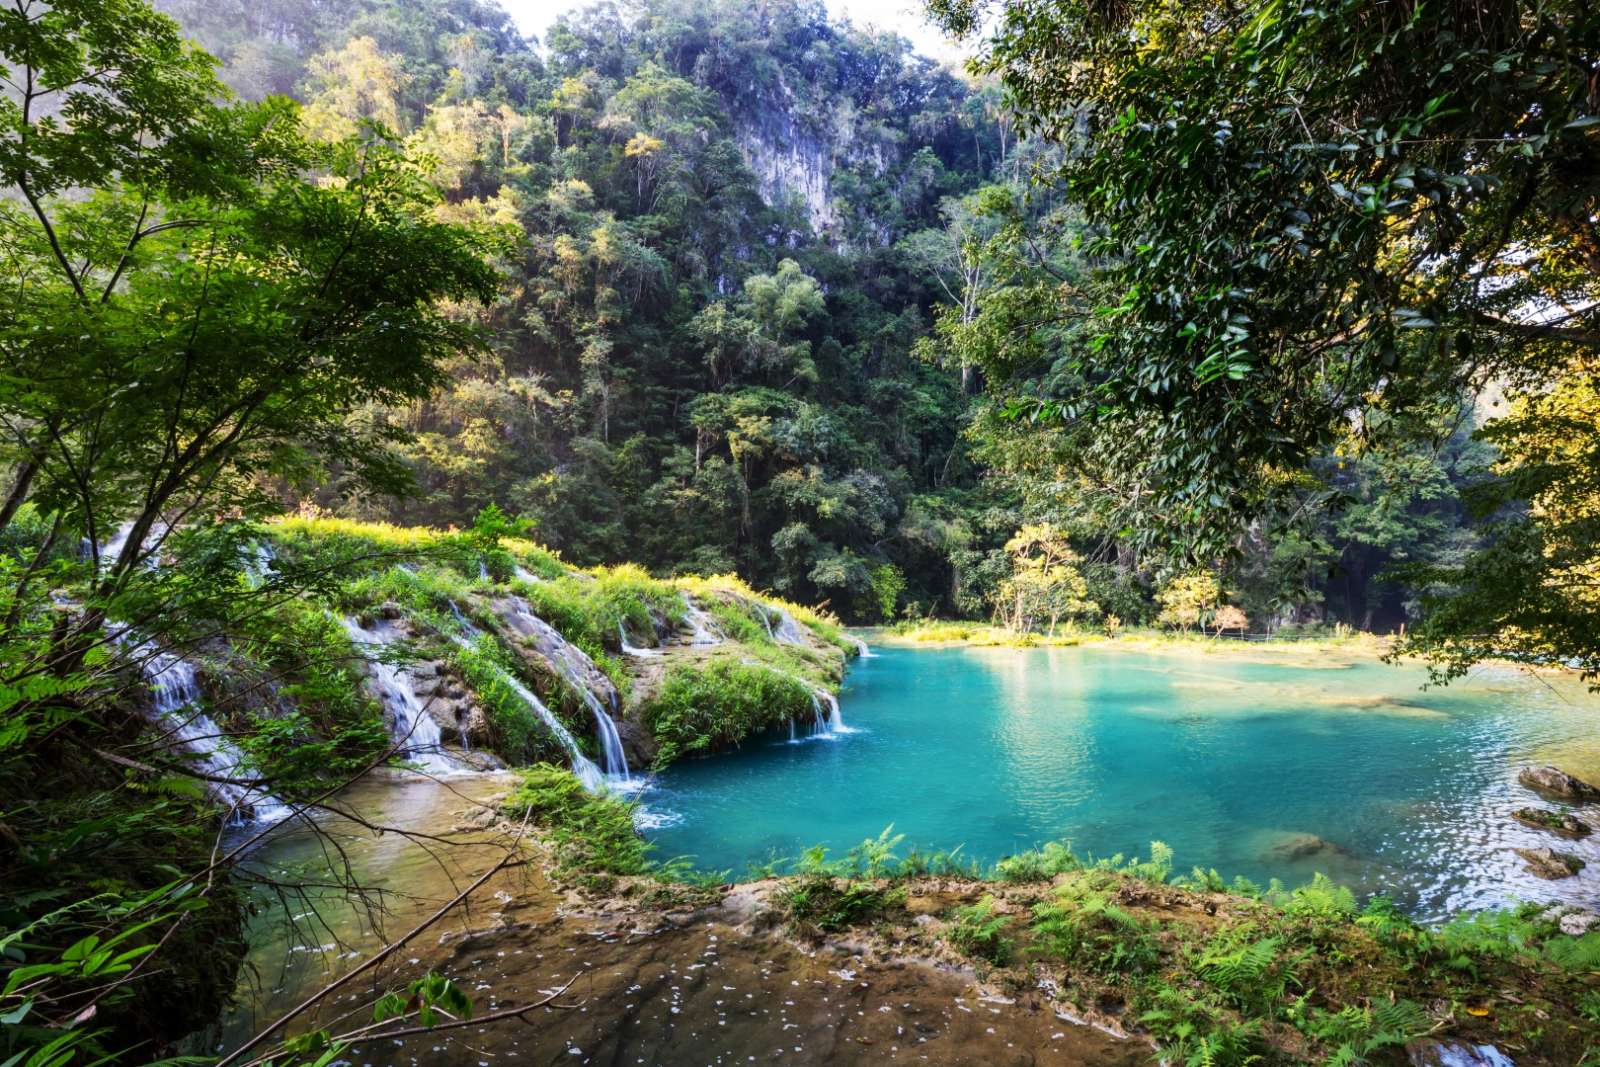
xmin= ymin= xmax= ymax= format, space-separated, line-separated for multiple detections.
xmin=1511 ymin=807 xmax=1592 ymax=838
xmin=1512 ymin=846 xmax=1586 ymax=880
xmin=1406 ymin=1040 xmax=1515 ymax=1067
xmin=1262 ymin=832 xmax=1351 ymax=862
xmin=1517 ymin=765 xmax=1600 ymax=802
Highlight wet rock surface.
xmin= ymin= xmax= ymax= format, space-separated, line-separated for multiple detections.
xmin=1511 ymin=807 xmax=1592 ymax=839
xmin=1518 ymin=765 xmax=1600 ymax=802
xmin=346 ymin=898 xmax=1148 ymax=1067
xmin=1406 ymin=1039 xmax=1515 ymax=1067
xmin=1512 ymin=846 xmax=1587 ymax=880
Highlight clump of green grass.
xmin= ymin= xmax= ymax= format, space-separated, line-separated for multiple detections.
xmin=639 ymin=660 xmax=815 ymax=766
xmin=776 ymin=873 xmax=905 ymax=933
xmin=500 ymin=766 xmax=651 ymax=882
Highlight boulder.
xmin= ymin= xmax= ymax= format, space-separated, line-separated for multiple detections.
xmin=1517 ymin=765 xmax=1600 ymax=802
xmin=1558 ymin=908 xmax=1600 ymax=936
xmin=1511 ymin=807 xmax=1592 ymax=838
xmin=1512 ymin=846 xmax=1586 ymax=880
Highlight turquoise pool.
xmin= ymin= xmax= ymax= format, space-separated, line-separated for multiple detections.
xmin=640 ymin=644 xmax=1600 ymax=916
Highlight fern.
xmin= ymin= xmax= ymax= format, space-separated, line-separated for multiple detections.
xmin=1545 ymin=930 xmax=1600 ymax=969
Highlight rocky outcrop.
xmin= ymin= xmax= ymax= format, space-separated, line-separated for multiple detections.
xmin=1511 ymin=807 xmax=1592 ymax=838
xmin=1558 ymin=908 xmax=1600 ymax=936
xmin=1512 ymin=846 xmax=1586 ymax=880
xmin=406 ymin=660 xmax=493 ymax=750
xmin=1517 ymin=765 xmax=1600 ymax=802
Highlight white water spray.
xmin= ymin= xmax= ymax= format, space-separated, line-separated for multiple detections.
xmin=770 ymin=606 xmax=807 ymax=645
xmin=340 ymin=618 xmax=459 ymax=775
xmin=450 ymin=635 xmax=605 ymax=791
xmin=618 ymin=622 xmax=664 ymax=658
xmin=682 ymin=596 xmax=723 ymax=646
xmin=137 ymin=648 xmax=288 ymax=822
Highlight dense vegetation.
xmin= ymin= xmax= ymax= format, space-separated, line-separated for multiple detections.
xmin=927 ymin=0 xmax=1600 ymax=675
xmin=3 ymin=0 xmax=1598 ymax=1063
xmin=133 ymin=0 xmax=1529 ymax=636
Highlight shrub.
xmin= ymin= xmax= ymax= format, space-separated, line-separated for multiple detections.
xmin=993 ymin=840 xmax=1080 ymax=883
xmin=1031 ymin=881 xmax=1161 ymax=976
xmin=500 ymin=766 xmax=650 ymax=878
xmin=948 ymin=896 xmax=1012 ymax=965
xmin=640 ymin=660 xmax=815 ymax=766
xmin=776 ymin=874 xmax=904 ymax=932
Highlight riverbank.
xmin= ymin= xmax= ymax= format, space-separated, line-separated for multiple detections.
xmin=219 ymin=771 xmax=1600 ymax=1066
xmin=872 ymin=621 xmax=1394 ymax=657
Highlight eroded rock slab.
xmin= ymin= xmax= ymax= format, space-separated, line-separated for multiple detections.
xmin=1512 ymin=846 xmax=1586 ymax=880
xmin=1518 ymin=765 xmax=1600 ymax=802
xmin=1511 ymin=807 xmax=1592 ymax=838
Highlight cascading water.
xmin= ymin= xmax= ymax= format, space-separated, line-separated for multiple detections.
xmin=512 ymin=565 xmax=545 ymax=584
xmin=448 ymin=634 xmax=605 ymax=791
xmin=618 ymin=622 xmax=664 ymax=659
xmin=770 ymin=606 xmax=807 ymax=646
xmin=813 ymin=687 xmax=846 ymax=734
xmin=496 ymin=598 xmax=629 ymax=779
xmin=681 ymin=596 xmax=723 ymax=647
xmin=850 ymin=635 xmax=875 ymax=658
xmin=138 ymin=648 xmax=287 ymax=822
xmin=340 ymin=618 xmax=459 ymax=775
xmin=448 ymin=599 xmax=480 ymax=638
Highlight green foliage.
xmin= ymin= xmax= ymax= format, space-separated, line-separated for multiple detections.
xmin=993 ymin=840 xmax=1080 ymax=883
xmin=933 ymin=0 xmax=1600 ymax=664
xmin=448 ymin=635 xmax=562 ymax=764
xmin=1030 ymin=879 xmax=1160 ymax=977
xmin=775 ymin=874 xmax=905 ymax=933
xmin=639 ymin=660 xmax=815 ymax=767
xmin=500 ymin=766 xmax=651 ymax=878
xmin=372 ymin=971 xmax=473 ymax=1028
xmin=947 ymin=896 xmax=1012 ymax=965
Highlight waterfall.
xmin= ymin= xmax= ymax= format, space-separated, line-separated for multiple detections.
xmin=850 ymin=634 xmax=875 ymax=658
xmin=449 ymin=635 xmax=604 ymax=792
xmin=618 ymin=622 xmax=664 ymax=659
xmin=448 ymin=599 xmax=480 ymax=638
xmin=496 ymin=599 xmax=629 ymax=779
xmin=807 ymin=690 xmax=834 ymax=738
xmin=813 ymin=686 xmax=846 ymax=733
xmin=682 ymin=596 xmax=723 ymax=647
xmin=770 ymin=606 xmax=807 ymax=645
xmin=512 ymin=565 xmax=545 ymax=584
xmin=478 ymin=559 xmax=489 ymax=580
xmin=245 ymin=540 xmax=275 ymax=586
xmin=738 ymin=657 xmax=845 ymax=743
xmin=340 ymin=618 xmax=459 ymax=775
xmin=137 ymin=648 xmax=287 ymax=822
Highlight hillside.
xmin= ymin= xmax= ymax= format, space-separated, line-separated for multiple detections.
xmin=154 ymin=0 xmax=1006 ymax=622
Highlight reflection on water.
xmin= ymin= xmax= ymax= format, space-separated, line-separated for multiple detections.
xmin=645 ymin=646 xmax=1600 ymax=918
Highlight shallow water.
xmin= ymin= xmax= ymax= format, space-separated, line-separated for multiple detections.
xmin=642 ymin=645 xmax=1600 ymax=917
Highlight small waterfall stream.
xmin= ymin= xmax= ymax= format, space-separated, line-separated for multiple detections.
xmin=770 ymin=606 xmax=807 ymax=645
xmin=500 ymin=599 xmax=629 ymax=779
xmin=138 ymin=648 xmax=288 ymax=822
xmin=340 ymin=618 xmax=459 ymax=775
xmin=449 ymin=634 xmax=605 ymax=791
xmin=682 ymin=596 xmax=723 ymax=646
xmin=618 ymin=622 xmax=664 ymax=659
